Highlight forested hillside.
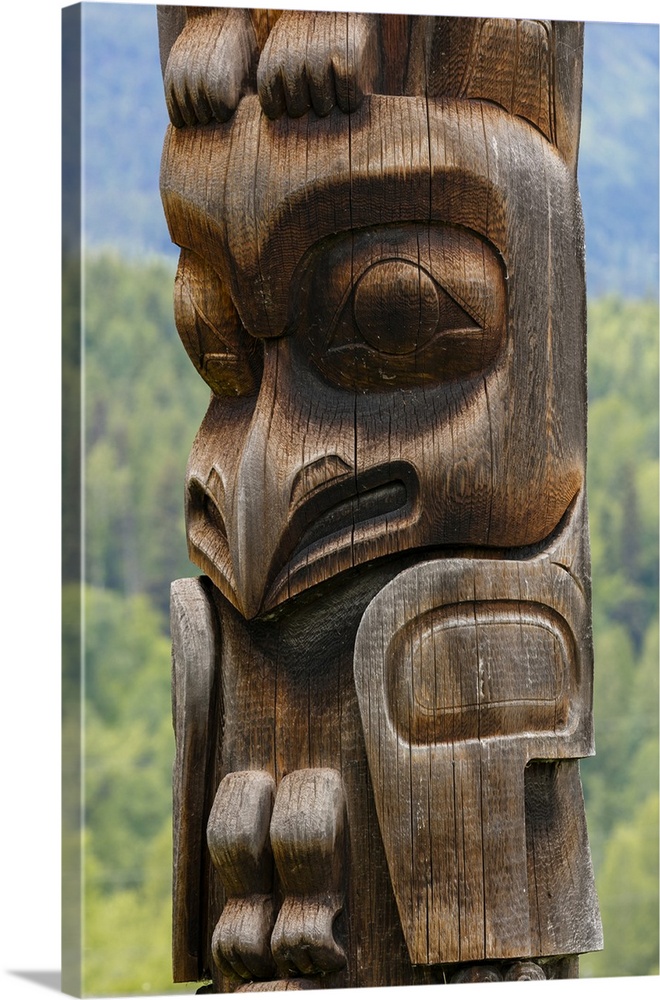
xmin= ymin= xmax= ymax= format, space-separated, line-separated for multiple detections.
xmin=63 ymin=255 xmax=208 ymax=996
xmin=581 ymin=22 xmax=659 ymax=296
xmin=580 ymin=296 xmax=659 ymax=977
xmin=62 ymin=255 xmax=659 ymax=994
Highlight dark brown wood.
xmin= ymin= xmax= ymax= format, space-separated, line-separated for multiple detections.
xmin=159 ymin=8 xmax=602 ymax=991
xmin=207 ymin=770 xmax=277 ymax=980
xmin=270 ymin=769 xmax=346 ymax=976
xmin=353 ymin=529 xmax=601 ymax=965
xmin=170 ymin=577 xmax=221 ymax=983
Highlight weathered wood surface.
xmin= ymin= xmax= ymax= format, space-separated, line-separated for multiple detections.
xmin=354 ymin=523 xmax=601 ymax=965
xmin=160 ymin=8 xmax=602 ymax=991
xmin=207 ymin=770 xmax=277 ymax=980
xmin=170 ymin=577 xmax=221 ymax=984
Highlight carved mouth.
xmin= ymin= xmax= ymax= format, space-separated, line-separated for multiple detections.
xmin=292 ymin=480 xmax=409 ymax=558
xmin=263 ymin=461 xmax=419 ymax=607
xmin=187 ymin=461 xmax=419 ymax=617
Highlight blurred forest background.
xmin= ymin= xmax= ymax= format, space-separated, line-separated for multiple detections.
xmin=62 ymin=5 xmax=659 ymax=996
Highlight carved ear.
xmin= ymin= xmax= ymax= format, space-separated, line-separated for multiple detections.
xmin=174 ymin=249 xmax=263 ymax=397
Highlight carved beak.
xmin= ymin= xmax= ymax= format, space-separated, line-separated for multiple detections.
xmin=227 ymin=411 xmax=291 ymax=619
xmin=187 ymin=340 xmax=416 ymax=620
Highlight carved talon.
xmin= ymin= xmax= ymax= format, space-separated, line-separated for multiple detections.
xmin=271 ymin=894 xmax=346 ymax=976
xmin=505 ymin=961 xmax=547 ymax=981
xmin=257 ymin=11 xmax=380 ymax=119
xmin=165 ymin=9 xmax=258 ymax=127
xmin=212 ymin=895 xmax=277 ymax=981
xmin=235 ymin=980 xmax=319 ymax=993
xmin=269 ymin=770 xmax=347 ymax=976
xmin=450 ymin=960 xmax=548 ymax=983
xmin=207 ymin=771 xmax=277 ymax=980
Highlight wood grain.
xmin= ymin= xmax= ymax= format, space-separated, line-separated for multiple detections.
xmin=170 ymin=577 xmax=221 ymax=983
xmin=160 ymin=9 xmax=601 ymax=990
xmin=270 ymin=769 xmax=346 ymax=976
xmin=353 ymin=529 xmax=598 ymax=965
xmin=207 ymin=770 xmax=277 ymax=980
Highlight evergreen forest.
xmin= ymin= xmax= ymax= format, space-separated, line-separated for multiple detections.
xmin=61 ymin=5 xmax=659 ymax=997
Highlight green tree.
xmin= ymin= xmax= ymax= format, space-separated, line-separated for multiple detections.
xmin=582 ymin=794 xmax=659 ymax=979
xmin=581 ymin=294 xmax=659 ymax=977
xmin=82 ymin=253 xmax=209 ymax=614
xmin=83 ymin=586 xmax=174 ymax=885
xmin=83 ymin=819 xmax=190 ymax=996
xmin=81 ymin=585 xmax=192 ymax=995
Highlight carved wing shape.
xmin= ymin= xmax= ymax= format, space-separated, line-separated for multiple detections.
xmin=354 ymin=554 xmax=601 ymax=965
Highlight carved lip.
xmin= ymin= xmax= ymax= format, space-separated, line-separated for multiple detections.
xmin=262 ymin=461 xmax=419 ymax=611
xmin=292 ymin=480 xmax=408 ymax=555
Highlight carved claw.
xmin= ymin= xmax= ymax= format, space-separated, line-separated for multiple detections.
xmin=207 ymin=771 xmax=277 ymax=981
xmin=212 ymin=895 xmax=277 ymax=981
xmin=257 ymin=12 xmax=380 ymax=119
xmin=505 ymin=961 xmax=547 ymax=981
xmin=450 ymin=960 xmax=548 ymax=983
xmin=235 ymin=980 xmax=319 ymax=993
xmin=164 ymin=9 xmax=258 ymax=127
xmin=269 ymin=770 xmax=347 ymax=977
xmin=450 ymin=965 xmax=503 ymax=983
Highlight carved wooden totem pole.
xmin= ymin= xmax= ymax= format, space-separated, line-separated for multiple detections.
xmin=158 ymin=8 xmax=603 ymax=991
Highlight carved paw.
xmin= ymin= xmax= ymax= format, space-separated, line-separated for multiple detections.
xmin=505 ymin=961 xmax=547 ymax=981
xmin=269 ymin=770 xmax=347 ymax=976
xmin=271 ymin=894 xmax=346 ymax=976
xmin=450 ymin=965 xmax=503 ymax=983
xmin=257 ymin=12 xmax=380 ymax=119
xmin=207 ymin=771 xmax=277 ymax=981
xmin=165 ymin=9 xmax=258 ymax=127
xmin=212 ymin=894 xmax=277 ymax=981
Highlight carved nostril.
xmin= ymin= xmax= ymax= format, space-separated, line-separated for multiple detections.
xmin=207 ymin=468 xmax=226 ymax=508
xmin=188 ymin=472 xmax=228 ymax=540
xmin=353 ymin=261 xmax=439 ymax=355
xmin=202 ymin=494 xmax=227 ymax=540
xmin=289 ymin=455 xmax=353 ymax=510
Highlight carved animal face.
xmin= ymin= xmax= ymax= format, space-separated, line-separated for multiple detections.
xmin=164 ymin=97 xmax=586 ymax=619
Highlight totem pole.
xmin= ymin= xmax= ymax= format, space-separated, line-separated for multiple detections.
xmin=158 ymin=8 xmax=603 ymax=991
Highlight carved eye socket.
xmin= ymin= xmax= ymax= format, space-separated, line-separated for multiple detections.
xmin=174 ymin=249 xmax=263 ymax=397
xmin=297 ymin=225 xmax=506 ymax=392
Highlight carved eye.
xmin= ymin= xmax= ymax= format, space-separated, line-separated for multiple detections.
xmin=174 ymin=249 xmax=263 ymax=397
xmin=352 ymin=261 xmax=438 ymax=354
xmin=352 ymin=260 xmax=478 ymax=356
xmin=297 ymin=226 xmax=506 ymax=392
